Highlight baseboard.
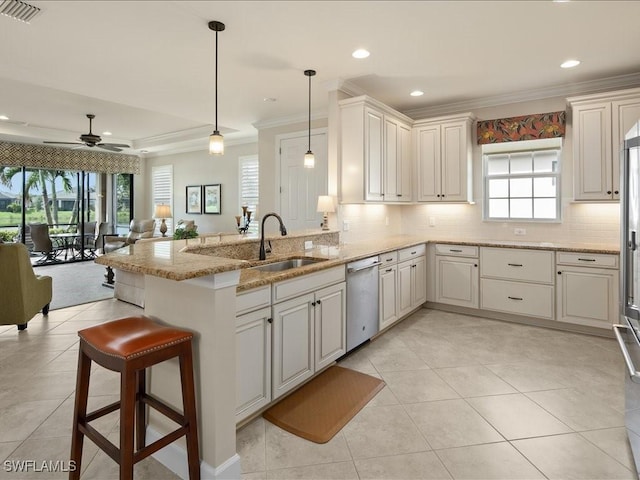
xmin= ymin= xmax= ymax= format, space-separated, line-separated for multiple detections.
xmin=146 ymin=426 xmax=241 ymax=480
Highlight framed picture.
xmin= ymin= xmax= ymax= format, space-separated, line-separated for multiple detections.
xmin=203 ymin=184 xmax=222 ymax=214
xmin=186 ymin=185 xmax=202 ymax=214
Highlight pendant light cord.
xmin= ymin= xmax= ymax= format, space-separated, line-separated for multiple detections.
xmin=215 ymin=29 xmax=218 ymax=133
xmin=308 ymin=72 xmax=311 ymax=151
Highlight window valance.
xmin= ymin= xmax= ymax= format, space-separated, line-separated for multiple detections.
xmin=477 ymin=111 xmax=566 ymax=145
xmin=0 ymin=141 xmax=140 ymax=174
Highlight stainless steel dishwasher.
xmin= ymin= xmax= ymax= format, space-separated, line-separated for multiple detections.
xmin=346 ymin=255 xmax=381 ymax=352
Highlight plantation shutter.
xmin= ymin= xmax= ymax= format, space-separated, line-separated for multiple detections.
xmin=239 ymin=155 xmax=259 ymax=235
xmin=152 ymin=165 xmax=173 ymax=235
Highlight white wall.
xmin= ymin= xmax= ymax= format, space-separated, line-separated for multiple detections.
xmin=143 ymin=143 xmax=258 ymax=234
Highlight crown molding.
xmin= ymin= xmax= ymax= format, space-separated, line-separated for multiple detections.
xmin=403 ymin=71 xmax=640 ymax=119
xmin=322 ymin=78 xmax=367 ymax=97
xmin=252 ymin=111 xmax=328 ymax=131
xmin=143 ymin=134 xmax=258 ymax=158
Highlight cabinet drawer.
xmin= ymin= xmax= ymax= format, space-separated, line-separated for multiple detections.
xmin=556 ymin=252 xmax=618 ymax=269
xmin=236 ymin=285 xmax=271 ymax=316
xmin=480 ymin=278 xmax=554 ymax=320
xmin=379 ymin=250 xmax=398 ymax=266
xmin=398 ymin=244 xmax=426 ymax=262
xmin=273 ymin=266 xmax=345 ymax=304
xmin=435 ymin=244 xmax=478 ymax=258
xmin=480 ymin=247 xmax=554 ymax=284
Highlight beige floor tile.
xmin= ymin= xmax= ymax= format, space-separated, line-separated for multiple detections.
xmin=266 ymin=461 xmax=358 ymax=479
xmin=485 ymin=362 xmax=572 ymax=392
xmin=513 ymin=433 xmax=634 ymax=479
xmin=436 ymin=442 xmax=545 ymax=480
xmin=342 ymin=404 xmax=430 ymax=460
xmin=354 ymin=451 xmax=452 ymax=479
xmin=405 ymin=399 xmax=503 ymax=449
xmin=242 ymin=472 xmax=267 ymax=480
xmin=337 ymin=348 xmax=377 ymax=374
xmin=237 ymin=416 xmax=266 ymax=473
xmin=409 ymin=337 xmax=477 ymax=369
xmin=580 ymin=427 xmax=638 ymax=472
xmin=41 ymin=349 xmax=80 ymax=373
xmin=434 ymin=365 xmax=518 ymax=398
xmin=367 ymin=347 xmax=430 ymax=373
xmin=380 ymin=369 xmax=459 ymax=404
xmin=0 ymin=399 xmax=63 ymax=442
xmin=48 ymin=321 xmax=97 ymax=336
xmin=264 ymin=421 xmax=351 ymax=470
xmin=0 ymin=441 xmax=20 ymax=462
xmin=526 ymin=388 xmax=624 ymax=431
xmin=364 ymin=385 xmax=399 ymax=407
xmin=467 ymin=393 xmax=572 ymax=440
xmin=11 ymin=370 xmax=77 ymax=402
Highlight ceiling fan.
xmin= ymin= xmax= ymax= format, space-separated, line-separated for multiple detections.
xmin=44 ymin=114 xmax=130 ymax=152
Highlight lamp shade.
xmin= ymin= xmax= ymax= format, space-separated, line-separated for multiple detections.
xmin=316 ymin=195 xmax=335 ymax=213
xmin=209 ymin=131 xmax=224 ymax=155
xmin=154 ymin=204 xmax=172 ymax=219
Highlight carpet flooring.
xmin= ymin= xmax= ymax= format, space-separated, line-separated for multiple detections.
xmin=33 ymin=260 xmax=114 ymax=310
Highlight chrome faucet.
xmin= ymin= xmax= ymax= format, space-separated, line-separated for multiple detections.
xmin=259 ymin=213 xmax=288 ymax=260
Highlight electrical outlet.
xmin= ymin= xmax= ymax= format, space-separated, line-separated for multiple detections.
xmin=429 ymin=217 xmax=436 ymax=227
xmin=514 ymin=228 xmax=526 ymax=236
xmin=304 ymin=240 xmax=313 ymax=250
xmin=343 ymin=221 xmax=350 ymax=231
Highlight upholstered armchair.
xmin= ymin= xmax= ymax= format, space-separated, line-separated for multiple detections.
xmin=103 ymin=219 xmax=156 ymax=285
xmin=0 ymin=243 xmax=52 ymax=330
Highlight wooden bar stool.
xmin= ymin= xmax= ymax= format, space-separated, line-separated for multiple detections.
xmin=70 ymin=316 xmax=200 ymax=480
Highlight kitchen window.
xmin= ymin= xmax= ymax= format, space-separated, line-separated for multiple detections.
xmin=483 ymin=139 xmax=561 ymax=221
xmin=239 ymin=155 xmax=259 ymax=235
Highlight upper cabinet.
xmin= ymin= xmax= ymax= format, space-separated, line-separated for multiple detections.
xmin=340 ymin=96 xmax=413 ymax=203
xmin=568 ymin=87 xmax=640 ymax=201
xmin=414 ymin=113 xmax=475 ymax=203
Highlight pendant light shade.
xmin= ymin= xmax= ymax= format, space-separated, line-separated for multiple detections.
xmin=304 ymin=69 xmax=316 ymax=168
xmin=208 ymin=20 xmax=225 ymax=156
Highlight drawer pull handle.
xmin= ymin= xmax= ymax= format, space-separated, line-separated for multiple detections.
xmin=386 ymin=258 xmax=393 ymax=262
xmin=578 ymin=258 xmax=596 ymax=262
xmin=508 ymin=296 xmax=523 ymax=301
xmin=411 ymin=251 xmax=417 ymax=255
xmin=508 ymin=263 xmax=523 ymax=267
xmin=385 ymin=268 xmax=393 ymax=272
xmin=450 ymin=249 xmax=462 ymax=252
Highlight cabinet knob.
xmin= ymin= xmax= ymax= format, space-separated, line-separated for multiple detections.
xmin=267 ymin=318 xmax=273 ymax=324
xmin=607 ymin=190 xmax=612 ymax=195
xmin=316 ymin=299 xmax=322 ymax=305
xmin=474 ymin=264 xmax=478 ymax=267
xmin=436 ymin=194 xmax=441 ymax=198
xmin=615 ymin=190 xmax=619 ymax=195
xmin=558 ymin=271 xmax=562 ymax=275
xmin=311 ymin=301 xmax=316 ymax=306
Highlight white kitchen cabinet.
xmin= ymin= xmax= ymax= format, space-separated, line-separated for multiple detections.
xmin=414 ymin=113 xmax=475 ymax=202
xmin=379 ymin=263 xmax=398 ymax=331
xmin=569 ymin=87 xmax=640 ymax=201
xmin=340 ymin=95 xmax=413 ymax=203
xmin=398 ymin=255 xmax=427 ymax=318
xmin=435 ymin=254 xmax=479 ymax=309
xmin=314 ymin=283 xmax=347 ymax=371
xmin=556 ymin=252 xmax=619 ymax=329
xmin=235 ymin=306 xmax=271 ymax=422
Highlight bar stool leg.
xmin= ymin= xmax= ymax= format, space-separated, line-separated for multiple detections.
xmin=70 ymin=348 xmax=92 ymax=480
xmin=135 ymin=369 xmax=146 ymax=451
xmin=119 ymin=367 xmax=137 ymax=480
xmin=179 ymin=343 xmax=200 ymax=480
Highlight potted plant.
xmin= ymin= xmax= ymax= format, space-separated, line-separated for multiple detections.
xmin=173 ymin=220 xmax=199 ymax=240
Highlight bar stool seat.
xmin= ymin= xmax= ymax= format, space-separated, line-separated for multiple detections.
xmin=70 ymin=316 xmax=200 ymax=480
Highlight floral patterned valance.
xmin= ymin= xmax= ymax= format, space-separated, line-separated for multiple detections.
xmin=477 ymin=111 xmax=566 ymax=145
xmin=0 ymin=141 xmax=140 ymax=174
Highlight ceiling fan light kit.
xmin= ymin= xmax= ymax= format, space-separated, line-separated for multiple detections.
xmin=304 ymin=69 xmax=316 ymax=169
xmin=43 ymin=114 xmax=130 ymax=152
xmin=208 ymin=20 xmax=225 ymax=156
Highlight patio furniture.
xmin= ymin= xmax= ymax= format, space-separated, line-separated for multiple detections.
xmin=103 ymin=219 xmax=155 ymax=286
xmin=0 ymin=242 xmax=52 ymax=330
xmin=29 ymin=223 xmax=64 ymax=264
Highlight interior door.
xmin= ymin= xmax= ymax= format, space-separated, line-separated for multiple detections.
xmin=279 ymin=132 xmax=328 ymax=232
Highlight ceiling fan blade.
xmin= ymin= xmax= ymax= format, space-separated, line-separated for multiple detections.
xmin=99 ymin=143 xmax=130 ymax=148
xmin=97 ymin=144 xmax=122 ymax=152
xmin=43 ymin=141 xmax=84 ymax=145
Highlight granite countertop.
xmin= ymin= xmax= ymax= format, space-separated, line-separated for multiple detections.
xmin=95 ymin=232 xmax=620 ymax=286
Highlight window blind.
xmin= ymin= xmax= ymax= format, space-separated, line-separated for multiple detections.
xmin=239 ymin=155 xmax=259 ymax=235
xmin=152 ymin=165 xmax=173 ymax=235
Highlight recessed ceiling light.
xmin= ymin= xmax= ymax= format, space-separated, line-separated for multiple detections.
xmin=0 ymin=115 xmax=9 ymax=120
xmin=140 ymin=150 xmax=149 ymax=154
xmin=561 ymin=59 xmax=580 ymax=68
xmin=410 ymin=90 xmax=424 ymax=97
xmin=263 ymin=97 xmax=277 ymax=102
xmin=102 ymin=131 xmax=112 ymax=136
xmin=352 ymin=49 xmax=370 ymax=59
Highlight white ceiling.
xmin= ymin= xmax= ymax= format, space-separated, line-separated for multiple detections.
xmin=1 ymin=1 xmax=639 ymax=156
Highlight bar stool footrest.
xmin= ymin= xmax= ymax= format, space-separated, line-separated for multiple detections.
xmin=135 ymin=426 xmax=189 ymax=463
xmin=85 ymin=401 xmax=121 ymax=423
xmin=79 ymin=422 xmax=120 ymax=463
xmin=143 ymin=393 xmax=186 ymax=426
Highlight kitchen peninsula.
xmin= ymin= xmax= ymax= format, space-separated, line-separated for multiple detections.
xmin=96 ymin=231 xmax=619 ymax=480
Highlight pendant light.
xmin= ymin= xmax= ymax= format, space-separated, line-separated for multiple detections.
xmin=208 ymin=20 xmax=225 ymax=155
xmin=304 ymin=69 xmax=316 ymax=168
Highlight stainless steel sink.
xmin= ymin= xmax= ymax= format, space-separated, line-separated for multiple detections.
xmin=251 ymin=257 xmax=326 ymax=272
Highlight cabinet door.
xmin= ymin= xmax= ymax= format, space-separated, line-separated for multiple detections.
xmin=436 ymin=255 xmax=478 ymax=308
xmin=385 ymin=119 xmax=412 ymax=202
xmin=272 ymin=293 xmax=314 ymax=400
xmin=379 ymin=265 xmax=398 ymax=331
xmin=236 ymin=307 xmax=271 ymax=422
xmin=556 ymin=266 xmax=618 ymax=329
xmin=612 ymin=98 xmax=640 ymax=199
xmin=314 ymin=282 xmax=347 ymax=371
xmin=573 ymin=102 xmax=613 ymax=200
xmin=416 ymin=125 xmax=441 ymax=201
xmin=365 ymin=107 xmax=384 ymax=201
xmin=440 ymin=122 xmax=468 ymax=201
xmin=398 ymin=122 xmax=413 ymax=201
xmin=412 ymin=256 xmax=427 ymax=308
xmin=397 ymin=260 xmax=414 ymax=318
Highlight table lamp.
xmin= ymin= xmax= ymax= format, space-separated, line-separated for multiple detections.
xmin=316 ymin=195 xmax=335 ymax=231
xmin=154 ymin=204 xmax=172 ymax=237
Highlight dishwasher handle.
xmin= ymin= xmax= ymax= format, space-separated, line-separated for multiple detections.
xmin=613 ymin=324 xmax=640 ymax=382
xmin=347 ymin=261 xmax=381 ymax=273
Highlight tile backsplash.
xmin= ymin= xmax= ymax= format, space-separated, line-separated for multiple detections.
xmin=338 ymin=201 xmax=620 ymax=247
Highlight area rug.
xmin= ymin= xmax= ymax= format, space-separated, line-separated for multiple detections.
xmin=263 ymin=365 xmax=385 ymax=444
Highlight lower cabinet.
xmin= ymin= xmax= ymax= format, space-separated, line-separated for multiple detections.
xmin=235 ymin=306 xmax=271 ymax=423
xmin=272 ymin=282 xmax=346 ymax=401
xmin=434 ymin=245 xmax=479 ymax=309
xmin=379 ymin=264 xmax=398 ymax=331
xmin=398 ymin=256 xmax=427 ymax=318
